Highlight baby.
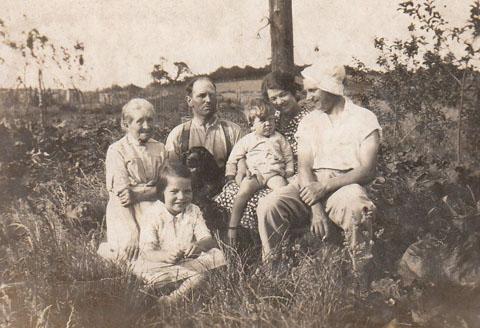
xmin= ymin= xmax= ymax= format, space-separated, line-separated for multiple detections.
xmin=225 ymin=100 xmax=294 ymax=244
xmin=133 ymin=162 xmax=225 ymax=301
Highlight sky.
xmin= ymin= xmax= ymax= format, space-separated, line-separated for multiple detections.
xmin=0 ymin=0 xmax=473 ymax=90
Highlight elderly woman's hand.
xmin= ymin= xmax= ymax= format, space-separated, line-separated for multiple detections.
xmin=118 ymin=188 xmax=134 ymax=207
xmin=299 ymin=181 xmax=329 ymax=206
xmin=124 ymin=232 xmax=140 ymax=261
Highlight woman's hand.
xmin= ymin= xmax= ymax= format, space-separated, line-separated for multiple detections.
xmin=299 ymin=181 xmax=329 ymax=206
xmin=118 ymin=188 xmax=134 ymax=207
xmin=124 ymin=232 xmax=140 ymax=261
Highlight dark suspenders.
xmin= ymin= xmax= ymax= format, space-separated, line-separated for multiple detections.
xmin=180 ymin=120 xmax=232 ymax=158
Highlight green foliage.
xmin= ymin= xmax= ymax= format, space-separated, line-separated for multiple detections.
xmin=353 ymin=0 xmax=480 ymax=165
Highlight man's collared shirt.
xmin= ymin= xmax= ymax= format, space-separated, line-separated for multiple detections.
xmin=165 ymin=115 xmax=243 ymax=168
xmin=295 ymin=99 xmax=381 ymax=171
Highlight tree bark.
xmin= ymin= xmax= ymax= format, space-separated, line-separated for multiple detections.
xmin=269 ymin=0 xmax=294 ymax=74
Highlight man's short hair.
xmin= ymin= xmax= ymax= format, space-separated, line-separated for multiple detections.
xmin=155 ymin=161 xmax=192 ymax=201
xmin=121 ymin=98 xmax=155 ymax=130
xmin=185 ymin=76 xmax=216 ymax=96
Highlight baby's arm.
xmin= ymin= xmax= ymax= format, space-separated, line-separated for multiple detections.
xmin=225 ymin=136 xmax=249 ymax=182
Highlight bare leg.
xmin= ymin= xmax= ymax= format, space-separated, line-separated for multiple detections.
xmin=265 ymin=175 xmax=288 ymax=190
xmin=228 ymin=177 xmax=262 ymax=244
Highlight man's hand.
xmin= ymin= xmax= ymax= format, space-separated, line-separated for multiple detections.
xmin=299 ymin=181 xmax=329 ymax=206
xmin=311 ymin=214 xmax=330 ymax=240
xmin=163 ymin=249 xmax=185 ymax=264
xmin=124 ymin=233 xmax=139 ymax=261
xmin=118 ymin=188 xmax=134 ymax=207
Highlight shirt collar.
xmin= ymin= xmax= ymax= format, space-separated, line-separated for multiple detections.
xmin=161 ymin=203 xmax=186 ymax=222
xmin=317 ymin=96 xmax=351 ymax=122
xmin=126 ymin=134 xmax=152 ymax=147
xmin=192 ymin=115 xmax=219 ymax=129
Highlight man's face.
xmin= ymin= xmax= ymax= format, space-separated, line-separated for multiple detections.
xmin=187 ymin=79 xmax=217 ymax=120
xmin=125 ymin=107 xmax=154 ymax=142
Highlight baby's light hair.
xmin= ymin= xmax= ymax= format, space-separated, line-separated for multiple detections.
xmin=121 ymin=98 xmax=155 ymax=130
xmin=247 ymin=99 xmax=276 ymax=126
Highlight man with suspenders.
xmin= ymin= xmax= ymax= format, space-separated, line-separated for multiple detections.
xmin=165 ymin=76 xmax=243 ymax=172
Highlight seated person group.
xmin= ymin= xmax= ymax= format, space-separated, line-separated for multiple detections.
xmin=97 ymin=61 xmax=382 ymax=300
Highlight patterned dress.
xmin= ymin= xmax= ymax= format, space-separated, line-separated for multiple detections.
xmin=214 ymin=105 xmax=310 ymax=230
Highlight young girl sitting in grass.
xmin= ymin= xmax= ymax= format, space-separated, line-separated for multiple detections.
xmin=132 ymin=162 xmax=225 ymax=301
xmin=225 ymin=101 xmax=294 ymax=245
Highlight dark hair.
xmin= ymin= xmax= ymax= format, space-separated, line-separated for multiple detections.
xmin=185 ymin=76 xmax=216 ymax=96
xmin=247 ymin=99 xmax=276 ymax=126
xmin=261 ymin=71 xmax=300 ymax=102
xmin=156 ymin=161 xmax=192 ymax=201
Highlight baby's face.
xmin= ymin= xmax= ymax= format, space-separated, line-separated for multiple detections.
xmin=252 ymin=115 xmax=276 ymax=137
xmin=163 ymin=176 xmax=193 ymax=215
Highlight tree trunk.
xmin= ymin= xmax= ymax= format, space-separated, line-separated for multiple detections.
xmin=456 ymin=69 xmax=467 ymax=164
xmin=269 ymin=0 xmax=294 ymax=74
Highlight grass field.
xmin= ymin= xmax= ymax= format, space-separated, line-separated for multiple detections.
xmin=1 ymin=92 xmax=479 ymax=327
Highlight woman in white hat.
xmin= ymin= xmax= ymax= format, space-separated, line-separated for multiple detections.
xmin=257 ymin=62 xmax=382 ymax=276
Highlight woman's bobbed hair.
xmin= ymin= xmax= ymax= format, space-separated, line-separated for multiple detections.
xmin=261 ymin=71 xmax=301 ymax=102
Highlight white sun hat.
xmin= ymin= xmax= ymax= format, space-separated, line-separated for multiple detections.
xmin=302 ymin=62 xmax=346 ymax=96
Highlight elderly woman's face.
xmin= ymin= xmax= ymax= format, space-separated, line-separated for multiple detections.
xmin=267 ymin=89 xmax=298 ymax=115
xmin=125 ymin=107 xmax=154 ymax=142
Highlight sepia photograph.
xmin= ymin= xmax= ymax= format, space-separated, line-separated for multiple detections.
xmin=1 ymin=1 xmax=479 ymax=327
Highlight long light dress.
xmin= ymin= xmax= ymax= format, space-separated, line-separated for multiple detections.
xmin=98 ymin=135 xmax=166 ymax=260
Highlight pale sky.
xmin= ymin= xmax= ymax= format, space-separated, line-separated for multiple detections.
xmin=0 ymin=0 xmax=472 ymax=90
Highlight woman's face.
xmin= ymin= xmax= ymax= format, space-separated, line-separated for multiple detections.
xmin=125 ymin=107 xmax=154 ymax=142
xmin=267 ymin=89 xmax=298 ymax=115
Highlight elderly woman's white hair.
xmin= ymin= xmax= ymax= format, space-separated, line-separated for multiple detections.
xmin=121 ymin=98 xmax=155 ymax=130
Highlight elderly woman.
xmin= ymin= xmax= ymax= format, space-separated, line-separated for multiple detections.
xmin=215 ymin=71 xmax=310 ymax=239
xmin=98 ymin=98 xmax=167 ymax=261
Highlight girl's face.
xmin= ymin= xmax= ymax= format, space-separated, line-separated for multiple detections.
xmin=252 ymin=114 xmax=276 ymax=137
xmin=163 ymin=176 xmax=193 ymax=216
xmin=267 ymin=89 xmax=298 ymax=115
xmin=125 ymin=107 xmax=154 ymax=142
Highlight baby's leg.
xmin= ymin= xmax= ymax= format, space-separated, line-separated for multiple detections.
xmin=266 ymin=175 xmax=288 ymax=190
xmin=230 ymin=177 xmax=262 ymax=228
